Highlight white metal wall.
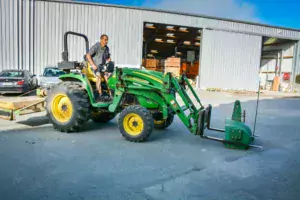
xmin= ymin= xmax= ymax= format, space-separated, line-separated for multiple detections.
xmin=0 ymin=0 xmax=35 ymax=72
xmin=294 ymin=42 xmax=300 ymax=77
xmin=1 ymin=0 xmax=300 ymax=90
xmin=0 ymin=0 xmax=20 ymax=70
xmin=200 ymin=29 xmax=262 ymax=91
xmin=33 ymin=1 xmax=145 ymax=74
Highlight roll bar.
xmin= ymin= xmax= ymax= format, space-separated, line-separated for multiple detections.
xmin=62 ymin=31 xmax=89 ymax=62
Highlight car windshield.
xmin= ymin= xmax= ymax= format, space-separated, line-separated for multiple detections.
xmin=0 ymin=71 xmax=24 ymax=77
xmin=43 ymin=68 xmax=66 ymax=77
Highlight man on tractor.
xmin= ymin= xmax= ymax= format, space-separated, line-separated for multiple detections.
xmin=86 ymin=34 xmax=112 ymax=99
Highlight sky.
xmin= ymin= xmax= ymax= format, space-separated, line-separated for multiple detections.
xmin=76 ymin=0 xmax=300 ymax=29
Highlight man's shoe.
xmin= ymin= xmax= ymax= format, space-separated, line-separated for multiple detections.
xmin=95 ymin=94 xmax=104 ymax=102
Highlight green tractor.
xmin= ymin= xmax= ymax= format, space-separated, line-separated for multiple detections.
xmin=46 ymin=31 xmax=259 ymax=150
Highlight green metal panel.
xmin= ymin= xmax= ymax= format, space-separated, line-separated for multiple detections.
xmin=136 ymin=96 xmax=159 ymax=109
xmin=107 ymin=71 xmax=117 ymax=90
xmin=59 ymin=73 xmax=95 ymax=102
xmin=108 ymin=88 xmax=124 ymax=112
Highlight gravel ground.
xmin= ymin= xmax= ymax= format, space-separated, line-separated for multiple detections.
xmin=0 ymin=92 xmax=299 ymax=200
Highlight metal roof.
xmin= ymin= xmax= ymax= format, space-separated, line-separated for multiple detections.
xmin=37 ymin=0 xmax=300 ymax=32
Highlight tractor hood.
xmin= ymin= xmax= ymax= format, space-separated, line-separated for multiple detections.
xmin=122 ymin=68 xmax=164 ymax=84
xmin=108 ymin=68 xmax=165 ymax=91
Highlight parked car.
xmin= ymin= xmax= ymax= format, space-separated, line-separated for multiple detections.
xmin=0 ymin=69 xmax=38 ymax=94
xmin=38 ymin=67 xmax=66 ymax=90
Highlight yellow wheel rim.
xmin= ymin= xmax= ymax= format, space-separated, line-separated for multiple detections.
xmin=51 ymin=94 xmax=73 ymax=123
xmin=154 ymin=119 xmax=165 ymax=125
xmin=123 ymin=113 xmax=144 ymax=136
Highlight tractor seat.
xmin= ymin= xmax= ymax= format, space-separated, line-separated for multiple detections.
xmin=82 ymin=62 xmax=105 ymax=83
xmin=82 ymin=64 xmax=97 ymax=83
xmin=82 ymin=56 xmax=97 ymax=83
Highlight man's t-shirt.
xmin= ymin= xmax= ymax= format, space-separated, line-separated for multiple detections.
xmin=88 ymin=42 xmax=110 ymax=66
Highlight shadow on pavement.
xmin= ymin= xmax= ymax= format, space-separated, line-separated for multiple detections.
xmin=16 ymin=115 xmax=49 ymax=127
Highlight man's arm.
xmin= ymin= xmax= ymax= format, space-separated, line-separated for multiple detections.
xmin=86 ymin=43 xmax=98 ymax=70
xmin=86 ymin=53 xmax=97 ymax=70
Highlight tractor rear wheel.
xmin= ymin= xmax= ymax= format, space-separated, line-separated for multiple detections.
xmin=154 ymin=113 xmax=174 ymax=129
xmin=118 ymin=105 xmax=154 ymax=142
xmin=46 ymin=81 xmax=90 ymax=132
xmin=91 ymin=111 xmax=116 ymax=123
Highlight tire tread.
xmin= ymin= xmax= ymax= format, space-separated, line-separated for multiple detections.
xmin=46 ymin=81 xmax=90 ymax=133
xmin=118 ymin=105 xmax=153 ymax=142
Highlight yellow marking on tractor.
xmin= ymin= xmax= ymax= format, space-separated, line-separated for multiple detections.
xmin=132 ymin=71 xmax=163 ymax=84
xmin=154 ymin=119 xmax=165 ymax=125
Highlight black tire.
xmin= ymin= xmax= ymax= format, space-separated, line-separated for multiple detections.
xmin=91 ymin=111 xmax=116 ymax=123
xmin=46 ymin=81 xmax=90 ymax=132
xmin=154 ymin=113 xmax=174 ymax=129
xmin=118 ymin=105 xmax=154 ymax=142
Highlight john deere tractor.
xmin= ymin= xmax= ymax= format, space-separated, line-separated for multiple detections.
xmin=46 ymin=31 xmax=259 ymax=150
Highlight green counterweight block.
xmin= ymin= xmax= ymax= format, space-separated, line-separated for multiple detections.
xmin=225 ymin=119 xmax=253 ymax=150
xmin=232 ymin=100 xmax=242 ymax=122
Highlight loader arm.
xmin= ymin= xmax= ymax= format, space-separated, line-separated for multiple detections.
xmin=161 ymin=73 xmax=205 ymax=134
xmin=160 ymin=73 xmax=257 ymax=149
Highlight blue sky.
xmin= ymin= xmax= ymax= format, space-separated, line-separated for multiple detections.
xmin=77 ymin=0 xmax=300 ymax=29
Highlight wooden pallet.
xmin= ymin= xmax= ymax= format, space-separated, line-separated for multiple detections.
xmin=0 ymin=96 xmax=45 ymax=120
xmin=0 ymin=96 xmax=44 ymax=110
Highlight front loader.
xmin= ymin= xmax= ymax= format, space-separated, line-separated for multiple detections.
xmin=46 ymin=31 xmax=259 ymax=150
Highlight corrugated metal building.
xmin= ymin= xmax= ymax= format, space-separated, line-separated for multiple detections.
xmin=1 ymin=0 xmax=300 ymax=91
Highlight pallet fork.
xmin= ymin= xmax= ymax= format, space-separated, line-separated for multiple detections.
xmin=160 ymin=73 xmax=261 ymax=150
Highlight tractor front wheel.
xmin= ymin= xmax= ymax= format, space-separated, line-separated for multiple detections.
xmin=46 ymin=82 xmax=90 ymax=132
xmin=118 ymin=105 xmax=154 ymax=142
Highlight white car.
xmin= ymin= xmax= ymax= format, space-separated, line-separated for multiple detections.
xmin=37 ymin=67 xmax=66 ymax=89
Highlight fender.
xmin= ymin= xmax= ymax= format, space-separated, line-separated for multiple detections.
xmin=59 ymin=73 xmax=95 ymax=103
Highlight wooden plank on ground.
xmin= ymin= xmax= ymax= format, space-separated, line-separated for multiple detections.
xmin=0 ymin=96 xmax=45 ymax=110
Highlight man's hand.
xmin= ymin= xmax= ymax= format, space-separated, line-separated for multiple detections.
xmin=92 ymin=65 xmax=98 ymax=70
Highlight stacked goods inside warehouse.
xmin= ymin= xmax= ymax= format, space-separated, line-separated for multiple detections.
xmin=142 ymin=23 xmax=202 ymax=84
xmin=164 ymin=57 xmax=181 ymax=77
xmin=144 ymin=59 xmax=162 ymax=72
xmin=260 ymin=37 xmax=297 ymax=92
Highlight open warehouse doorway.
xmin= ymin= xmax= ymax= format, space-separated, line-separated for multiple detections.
xmin=260 ymin=37 xmax=298 ymax=92
xmin=142 ymin=22 xmax=202 ymax=82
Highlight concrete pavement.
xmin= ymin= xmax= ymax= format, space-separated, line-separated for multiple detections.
xmin=0 ymin=93 xmax=299 ymax=200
